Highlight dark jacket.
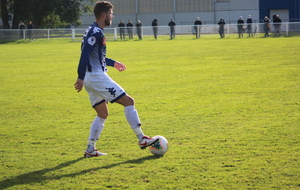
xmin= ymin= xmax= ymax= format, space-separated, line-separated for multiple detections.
xmin=152 ymin=19 xmax=158 ymax=27
xmin=126 ymin=22 xmax=133 ymax=28
xmin=237 ymin=19 xmax=244 ymax=30
xmin=168 ymin=21 xmax=176 ymax=27
xmin=247 ymin=18 xmax=252 ymax=24
xmin=27 ymin=24 xmax=34 ymax=29
xmin=273 ymin=17 xmax=282 ymax=26
xmin=218 ymin=19 xmax=226 ymax=32
xmin=194 ymin=20 xmax=202 ymax=25
xmin=118 ymin=23 xmax=125 ymax=29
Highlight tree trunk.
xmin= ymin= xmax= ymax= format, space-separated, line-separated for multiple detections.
xmin=1 ymin=0 xmax=10 ymax=29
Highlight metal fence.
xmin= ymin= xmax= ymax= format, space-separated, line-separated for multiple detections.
xmin=0 ymin=22 xmax=299 ymax=41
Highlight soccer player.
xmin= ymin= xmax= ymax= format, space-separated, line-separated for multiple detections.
xmin=74 ymin=1 xmax=158 ymax=158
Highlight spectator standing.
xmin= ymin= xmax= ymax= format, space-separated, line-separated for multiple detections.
xmin=237 ymin=16 xmax=245 ymax=38
xmin=218 ymin=18 xmax=226 ymax=38
xmin=118 ymin=20 xmax=125 ymax=40
xmin=152 ymin=19 xmax=158 ymax=39
xmin=126 ymin=20 xmax=133 ymax=39
xmin=263 ymin=16 xmax=271 ymax=37
xmin=19 ymin=22 xmax=26 ymax=39
xmin=246 ymin=15 xmax=254 ymax=37
xmin=194 ymin=17 xmax=202 ymax=39
xmin=27 ymin=21 xmax=34 ymax=41
xmin=273 ymin=14 xmax=282 ymax=37
xmin=136 ymin=20 xmax=142 ymax=40
xmin=168 ymin=19 xmax=176 ymax=39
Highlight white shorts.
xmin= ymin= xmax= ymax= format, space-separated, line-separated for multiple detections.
xmin=83 ymin=71 xmax=126 ymax=107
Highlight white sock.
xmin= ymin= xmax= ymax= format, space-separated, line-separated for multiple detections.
xmin=87 ymin=116 xmax=105 ymax=152
xmin=124 ymin=105 xmax=144 ymax=141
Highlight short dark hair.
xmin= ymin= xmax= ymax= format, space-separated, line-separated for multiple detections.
xmin=94 ymin=1 xmax=114 ymax=19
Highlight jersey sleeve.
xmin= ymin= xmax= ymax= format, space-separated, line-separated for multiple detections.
xmin=106 ymin=58 xmax=115 ymax=67
xmin=77 ymin=28 xmax=99 ymax=80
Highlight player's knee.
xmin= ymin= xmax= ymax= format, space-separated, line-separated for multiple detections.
xmin=98 ymin=112 xmax=108 ymax=119
xmin=126 ymin=95 xmax=135 ymax=106
xmin=116 ymin=94 xmax=135 ymax=106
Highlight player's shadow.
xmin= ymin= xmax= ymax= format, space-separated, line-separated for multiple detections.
xmin=0 ymin=155 xmax=159 ymax=190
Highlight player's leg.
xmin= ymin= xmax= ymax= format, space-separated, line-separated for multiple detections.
xmin=83 ymin=72 xmax=109 ymax=157
xmin=90 ymin=72 xmax=158 ymax=150
xmin=84 ymin=101 xmax=108 ymax=157
xmin=115 ymin=95 xmax=159 ymax=149
xmin=115 ymin=95 xmax=143 ymax=138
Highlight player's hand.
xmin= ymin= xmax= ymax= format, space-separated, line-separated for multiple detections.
xmin=74 ymin=78 xmax=84 ymax=92
xmin=114 ymin=61 xmax=126 ymax=72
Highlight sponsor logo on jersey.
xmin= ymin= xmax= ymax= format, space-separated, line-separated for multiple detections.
xmin=88 ymin=36 xmax=96 ymax=46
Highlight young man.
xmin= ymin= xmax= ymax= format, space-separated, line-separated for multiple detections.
xmin=151 ymin=19 xmax=158 ymax=39
xmin=263 ymin=16 xmax=271 ymax=37
xmin=273 ymin=14 xmax=282 ymax=37
xmin=126 ymin=20 xmax=134 ymax=39
xmin=27 ymin=21 xmax=34 ymax=41
xmin=237 ymin=16 xmax=245 ymax=38
xmin=246 ymin=15 xmax=253 ymax=38
xmin=136 ymin=20 xmax=142 ymax=40
xmin=194 ymin=17 xmax=202 ymax=39
xmin=74 ymin=1 xmax=158 ymax=158
xmin=118 ymin=20 xmax=125 ymax=40
xmin=168 ymin=19 xmax=176 ymax=39
xmin=218 ymin=18 xmax=226 ymax=38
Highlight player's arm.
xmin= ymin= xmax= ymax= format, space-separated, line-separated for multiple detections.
xmin=75 ymin=31 xmax=97 ymax=92
xmin=106 ymin=58 xmax=126 ymax=72
xmin=75 ymin=50 xmax=89 ymax=93
xmin=77 ymin=46 xmax=92 ymax=80
xmin=113 ymin=61 xmax=126 ymax=72
xmin=75 ymin=47 xmax=93 ymax=92
xmin=74 ymin=78 xmax=84 ymax=92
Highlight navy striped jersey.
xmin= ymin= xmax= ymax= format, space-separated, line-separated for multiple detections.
xmin=77 ymin=22 xmax=115 ymax=80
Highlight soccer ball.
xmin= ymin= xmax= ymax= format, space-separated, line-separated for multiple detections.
xmin=149 ymin=135 xmax=168 ymax=156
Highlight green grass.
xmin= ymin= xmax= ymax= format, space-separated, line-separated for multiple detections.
xmin=0 ymin=35 xmax=300 ymax=189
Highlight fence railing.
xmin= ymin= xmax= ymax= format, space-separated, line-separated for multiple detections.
xmin=0 ymin=22 xmax=299 ymax=41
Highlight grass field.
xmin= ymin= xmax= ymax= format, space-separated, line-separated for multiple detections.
xmin=0 ymin=35 xmax=300 ymax=189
